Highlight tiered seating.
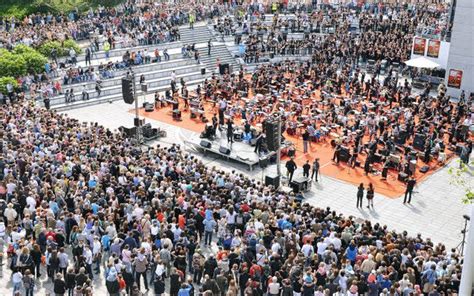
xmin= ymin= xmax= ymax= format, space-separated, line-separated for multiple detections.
xmin=50 ymin=25 xmax=239 ymax=111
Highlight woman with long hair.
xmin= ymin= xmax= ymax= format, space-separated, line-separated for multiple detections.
xmin=366 ymin=183 xmax=374 ymax=209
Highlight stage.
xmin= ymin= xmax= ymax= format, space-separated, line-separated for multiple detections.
xmin=183 ymin=131 xmax=278 ymax=171
xmin=134 ymin=92 xmax=456 ymax=198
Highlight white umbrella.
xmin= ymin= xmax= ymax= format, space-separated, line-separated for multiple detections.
xmin=404 ymin=56 xmax=440 ymax=69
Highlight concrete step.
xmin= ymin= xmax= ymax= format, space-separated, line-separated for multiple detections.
xmin=52 ymin=76 xmax=209 ymax=112
xmin=51 ymin=70 xmax=207 ymax=105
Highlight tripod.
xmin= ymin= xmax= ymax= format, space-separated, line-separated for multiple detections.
xmin=456 ymin=215 xmax=470 ymax=256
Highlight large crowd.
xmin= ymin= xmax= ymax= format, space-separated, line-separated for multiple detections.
xmin=0 ymin=1 xmax=472 ymax=296
xmin=1 ymin=98 xmax=466 ymax=296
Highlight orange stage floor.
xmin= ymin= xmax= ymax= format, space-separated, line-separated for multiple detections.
xmin=134 ymin=103 xmax=451 ymax=199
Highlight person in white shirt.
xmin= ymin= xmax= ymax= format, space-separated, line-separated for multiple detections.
xmin=267 ymin=276 xmax=280 ymax=296
xmin=12 ymin=269 xmax=23 ymax=294
xmin=83 ymin=246 xmax=94 ymax=279
xmin=301 ymin=241 xmax=314 ymax=258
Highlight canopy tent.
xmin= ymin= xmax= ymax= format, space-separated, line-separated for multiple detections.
xmin=404 ymin=56 xmax=440 ymax=69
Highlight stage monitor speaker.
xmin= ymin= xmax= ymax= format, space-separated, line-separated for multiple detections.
xmin=219 ymin=63 xmax=230 ymax=75
xmin=419 ymin=165 xmax=430 ymax=173
xmin=265 ymin=175 xmax=280 ymax=188
xmin=145 ymin=103 xmax=154 ymax=112
xmin=201 ymin=68 xmax=206 ymax=75
xmin=398 ymin=172 xmax=408 ymax=182
xmin=413 ymin=133 xmax=426 ymax=150
xmin=122 ymin=78 xmax=134 ymax=104
xmin=200 ymin=140 xmax=212 ymax=148
xmin=219 ymin=146 xmax=231 ymax=155
xmin=339 ymin=146 xmax=350 ymax=162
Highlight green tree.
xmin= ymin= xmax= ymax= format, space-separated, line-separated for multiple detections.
xmin=0 ymin=50 xmax=28 ymax=77
xmin=14 ymin=45 xmax=48 ymax=74
xmin=0 ymin=77 xmax=19 ymax=94
xmin=449 ymin=160 xmax=474 ymax=204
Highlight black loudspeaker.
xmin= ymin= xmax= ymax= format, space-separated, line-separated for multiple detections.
xmin=264 ymin=120 xmax=279 ymax=151
xmin=145 ymin=103 xmax=154 ymax=112
xmin=219 ymin=63 xmax=230 ymax=75
xmin=413 ymin=133 xmax=426 ymax=150
xmin=200 ymin=140 xmax=212 ymax=148
xmin=398 ymin=172 xmax=408 ymax=182
xmin=141 ymin=83 xmax=148 ymax=92
xmin=134 ymin=118 xmax=144 ymax=127
xmin=201 ymin=68 xmax=206 ymax=75
xmin=122 ymin=78 xmax=134 ymax=104
xmin=219 ymin=146 xmax=231 ymax=155
xmin=259 ymin=158 xmax=268 ymax=168
xmin=265 ymin=175 xmax=280 ymax=188
xmin=339 ymin=146 xmax=350 ymax=162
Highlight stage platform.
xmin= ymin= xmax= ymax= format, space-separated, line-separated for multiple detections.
xmin=184 ymin=131 xmax=276 ymax=171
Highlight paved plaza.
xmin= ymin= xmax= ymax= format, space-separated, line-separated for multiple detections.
xmin=64 ymin=99 xmax=471 ymax=250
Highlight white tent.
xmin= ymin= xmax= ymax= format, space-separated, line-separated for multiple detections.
xmin=404 ymin=56 xmax=440 ymax=69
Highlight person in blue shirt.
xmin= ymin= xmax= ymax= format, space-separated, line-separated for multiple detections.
xmin=177 ymin=283 xmax=192 ymax=296
xmin=203 ymin=217 xmax=217 ymax=246
xmin=421 ymin=264 xmax=438 ymax=293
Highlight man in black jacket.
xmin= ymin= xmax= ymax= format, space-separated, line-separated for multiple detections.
xmin=404 ymin=177 xmax=416 ymax=204
xmin=286 ymin=158 xmax=297 ymax=182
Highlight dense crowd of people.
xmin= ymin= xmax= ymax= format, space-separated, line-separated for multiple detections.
xmin=1 ymin=98 xmax=466 ymax=296
xmin=235 ymin=5 xmax=448 ymax=63
xmin=0 ymin=1 xmax=472 ymax=296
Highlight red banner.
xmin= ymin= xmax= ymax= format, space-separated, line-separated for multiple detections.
xmin=413 ymin=37 xmax=426 ymax=56
xmin=427 ymin=39 xmax=441 ymax=58
xmin=447 ymin=69 xmax=463 ymax=89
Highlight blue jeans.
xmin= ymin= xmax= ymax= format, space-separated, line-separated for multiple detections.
xmin=204 ymin=231 xmax=213 ymax=245
xmin=13 ymin=282 xmax=21 ymax=296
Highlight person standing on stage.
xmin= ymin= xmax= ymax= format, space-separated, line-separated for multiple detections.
xmin=403 ymin=177 xmax=416 ymax=204
xmin=311 ymin=158 xmax=320 ymax=182
xmin=254 ymin=132 xmax=264 ymax=154
xmin=356 ymin=183 xmax=364 ymax=208
xmin=303 ymin=160 xmax=310 ymax=178
xmin=286 ymin=158 xmax=297 ymax=183
xmin=366 ymin=183 xmax=374 ymax=209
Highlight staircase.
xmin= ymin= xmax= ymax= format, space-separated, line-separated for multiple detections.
xmin=51 ymin=46 xmax=238 ymax=112
xmin=179 ymin=25 xmax=215 ymax=44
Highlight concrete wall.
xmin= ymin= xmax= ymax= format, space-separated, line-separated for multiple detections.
xmin=445 ymin=0 xmax=474 ymax=98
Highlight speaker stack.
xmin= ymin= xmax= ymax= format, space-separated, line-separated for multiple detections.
xmin=264 ymin=120 xmax=279 ymax=151
xmin=265 ymin=174 xmax=280 ymax=188
xmin=122 ymin=78 xmax=134 ymax=104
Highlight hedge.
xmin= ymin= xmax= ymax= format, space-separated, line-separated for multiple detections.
xmin=14 ymin=45 xmax=49 ymax=74
xmin=0 ymin=49 xmax=28 ymax=77
xmin=38 ymin=39 xmax=82 ymax=57
xmin=0 ymin=46 xmax=48 ymax=77
xmin=0 ymin=77 xmax=19 ymax=94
